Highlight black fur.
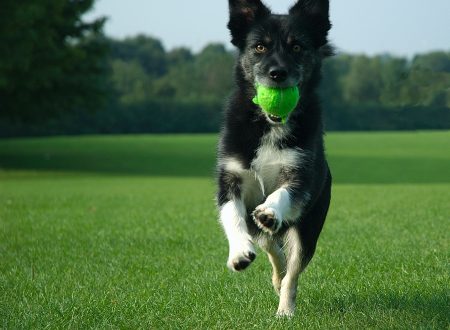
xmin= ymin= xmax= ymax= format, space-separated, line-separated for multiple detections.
xmin=216 ymin=0 xmax=332 ymax=314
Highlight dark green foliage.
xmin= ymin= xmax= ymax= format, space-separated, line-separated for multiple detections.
xmin=0 ymin=0 xmax=448 ymax=136
xmin=320 ymin=52 xmax=450 ymax=131
xmin=324 ymin=105 xmax=450 ymax=131
xmin=109 ymin=35 xmax=167 ymax=77
xmin=0 ymin=100 xmax=223 ymax=137
xmin=150 ymin=43 xmax=235 ymax=102
xmin=321 ymin=52 xmax=450 ymax=109
xmin=0 ymin=0 xmax=109 ymax=120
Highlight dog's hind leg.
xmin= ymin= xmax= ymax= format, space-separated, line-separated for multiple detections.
xmin=258 ymin=235 xmax=286 ymax=295
xmin=276 ymin=173 xmax=332 ymax=317
xmin=276 ymin=227 xmax=303 ymax=318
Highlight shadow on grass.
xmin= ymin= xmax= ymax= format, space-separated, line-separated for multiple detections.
xmin=0 ymin=135 xmax=449 ymax=183
xmin=323 ymin=291 xmax=449 ymax=326
xmin=1 ymin=152 xmax=449 ymax=184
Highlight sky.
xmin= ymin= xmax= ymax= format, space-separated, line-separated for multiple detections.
xmin=85 ymin=0 xmax=450 ymax=57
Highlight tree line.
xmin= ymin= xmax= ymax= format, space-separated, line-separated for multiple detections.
xmin=0 ymin=0 xmax=449 ymax=137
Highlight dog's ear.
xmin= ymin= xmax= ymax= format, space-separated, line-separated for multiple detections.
xmin=228 ymin=0 xmax=271 ymax=48
xmin=289 ymin=0 xmax=329 ymax=17
xmin=289 ymin=0 xmax=331 ymax=47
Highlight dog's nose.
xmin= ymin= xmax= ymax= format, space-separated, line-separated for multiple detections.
xmin=269 ymin=67 xmax=288 ymax=82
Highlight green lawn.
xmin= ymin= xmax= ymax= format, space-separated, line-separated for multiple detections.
xmin=0 ymin=132 xmax=449 ymax=329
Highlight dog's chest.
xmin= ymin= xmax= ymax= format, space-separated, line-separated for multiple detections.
xmin=252 ymin=127 xmax=300 ymax=182
xmin=249 ymin=143 xmax=299 ymax=194
xmin=242 ymin=130 xmax=303 ymax=207
xmin=222 ymin=126 xmax=303 ymax=206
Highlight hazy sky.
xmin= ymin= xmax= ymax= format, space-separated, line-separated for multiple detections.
xmin=85 ymin=0 xmax=450 ymax=57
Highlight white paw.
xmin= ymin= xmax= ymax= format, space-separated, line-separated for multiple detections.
xmin=227 ymin=239 xmax=256 ymax=272
xmin=252 ymin=205 xmax=282 ymax=234
xmin=276 ymin=307 xmax=295 ymax=318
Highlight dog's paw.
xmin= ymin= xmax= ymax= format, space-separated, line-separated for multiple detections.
xmin=252 ymin=205 xmax=282 ymax=234
xmin=227 ymin=241 xmax=256 ymax=272
xmin=276 ymin=307 xmax=295 ymax=318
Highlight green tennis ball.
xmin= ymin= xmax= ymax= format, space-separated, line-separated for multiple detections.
xmin=252 ymin=84 xmax=300 ymax=123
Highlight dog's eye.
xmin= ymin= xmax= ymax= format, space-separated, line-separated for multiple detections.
xmin=292 ymin=45 xmax=302 ymax=53
xmin=255 ymin=44 xmax=267 ymax=54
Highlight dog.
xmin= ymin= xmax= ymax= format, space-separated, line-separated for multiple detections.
xmin=216 ymin=0 xmax=333 ymax=317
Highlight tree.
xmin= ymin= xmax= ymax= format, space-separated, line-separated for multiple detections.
xmin=167 ymin=47 xmax=193 ymax=66
xmin=320 ymin=54 xmax=352 ymax=105
xmin=153 ymin=43 xmax=235 ymax=102
xmin=341 ymin=55 xmax=386 ymax=106
xmin=412 ymin=52 xmax=450 ymax=73
xmin=109 ymin=35 xmax=167 ymax=77
xmin=110 ymin=60 xmax=152 ymax=105
xmin=0 ymin=0 xmax=109 ymax=120
xmin=381 ymin=52 xmax=450 ymax=107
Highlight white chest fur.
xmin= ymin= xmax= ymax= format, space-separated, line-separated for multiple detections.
xmin=221 ymin=126 xmax=305 ymax=208
xmin=250 ymin=142 xmax=302 ymax=194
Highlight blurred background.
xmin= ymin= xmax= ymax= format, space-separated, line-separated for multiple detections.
xmin=0 ymin=0 xmax=449 ymax=137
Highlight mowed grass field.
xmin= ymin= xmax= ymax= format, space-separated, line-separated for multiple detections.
xmin=0 ymin=131 xmax=449 ymax=329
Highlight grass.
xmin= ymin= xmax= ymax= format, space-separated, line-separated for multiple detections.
xmin=0 ymin=131 xmax=449 ymax=329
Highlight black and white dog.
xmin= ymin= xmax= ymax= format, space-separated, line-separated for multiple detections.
xmin=216 ymin=0 xmax=332 ymax=317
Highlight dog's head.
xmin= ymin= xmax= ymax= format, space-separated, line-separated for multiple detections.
xmin=228 ymin=0 xmax=331 ymax=92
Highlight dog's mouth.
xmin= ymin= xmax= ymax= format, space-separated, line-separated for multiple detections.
xmin=267 ymin=114 xmax=283 ymax=123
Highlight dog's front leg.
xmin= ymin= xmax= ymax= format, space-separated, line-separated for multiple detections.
xmin=253 ymin=186 xmax=307 ymax=235
xmin=219 ymin=199 xmax=256 ymax=271
xmin=217 ymin=162 xmax=256 ymax=271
